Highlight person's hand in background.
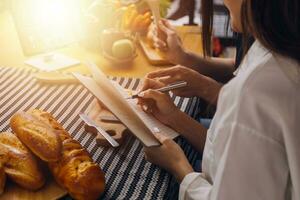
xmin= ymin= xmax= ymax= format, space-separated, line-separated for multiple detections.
xmin=147 ymin=19 xmax=187 ymax=64
xmin=146 ymin=65 xmax=222 ymax=105
xmin=143 ymin=133 xmax=194 ymax=182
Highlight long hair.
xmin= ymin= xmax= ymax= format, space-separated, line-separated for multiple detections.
xmin=242 ymin=0 xmax=300 ymax=63
xmin=201 ymin=0 xmax=300 ymax=63
xmin=200 ymin=0 xmax=214 ymax=57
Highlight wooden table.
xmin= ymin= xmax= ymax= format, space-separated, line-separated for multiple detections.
xmin=0 ymin=8 xmax=203 ymax=200
xmin=0 ymin=10 xmax=202 ymax=78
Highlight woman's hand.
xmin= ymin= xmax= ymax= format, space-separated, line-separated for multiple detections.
xmin=144 ymin=133 xmax=194 ymax=182
xmin=147 ymin=19 xmax=187 ymax=64
xmin=147 ymin=65 xmax=203 ymax=97
xmin=146 ymin=65 xmax=222 ymax=104
xmin=137 ymin=79 xmax=180 ymax=126
xmin=139 ymin=77 xmax=166 ymax=92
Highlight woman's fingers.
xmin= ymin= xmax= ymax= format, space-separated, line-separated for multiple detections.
xmin=158 ymin=20 xmax=175 ymax=36
xmin=139 ymin=99 xmax=155 ymax=113
xmin=138 ymin=79 xmax=169 ymax=113
xmin=143 ymin=134 xmax=168 ymax=160
xmin=161 ymin=19 xmax=183 ymax=45
xmin=157 ymin=76 xmax=178 ymax=85
xmin=153 ymin=38 xmax=167 ymax=50
xmin=138 ymin=89 xmax=167 ymax=111
xmin=153 ymin=133 xmax=168 ymax=143
xmin=161 ymin=19 xmax=175 ymax=30
xmin=143 ymin=134 xmax=168 ymax=154
xmin=146 ymin=67 xmax=180 ymax=79
xmin=140 ymin=78 xmax=165 ymax=92
xmin=139 ymin=89 xmax=166 ymax=102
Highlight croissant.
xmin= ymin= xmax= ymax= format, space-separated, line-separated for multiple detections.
xmin=11 ymin=110 xmax=106 ymax=200
xmin=0 ymin=132 xmax=45 ymax=191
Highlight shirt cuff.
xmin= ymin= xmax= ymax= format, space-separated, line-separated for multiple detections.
xmin=179 ymin=172 xmax=202 ymax=199
xmin=179 ymin=172 xmax=212 ymax=200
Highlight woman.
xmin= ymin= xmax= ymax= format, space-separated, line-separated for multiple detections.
xmin=145 ymin=0 xmax=254 ymax=106
xmin=139 ymin=0 xmax=300 ymax=199
xmin=146 ymin=21 xmax=227 ymax=105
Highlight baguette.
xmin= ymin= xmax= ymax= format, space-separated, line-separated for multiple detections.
xmin=0 ymin=132 xmax=45 ymax=191
xmin=13 ymin=110 xmax=106 ymax=200
xmin=10 ymin=111 xmax=62 ymax=162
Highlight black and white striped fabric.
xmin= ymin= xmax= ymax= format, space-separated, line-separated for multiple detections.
xmin=0 ymin=67 xmax=201 ymax=200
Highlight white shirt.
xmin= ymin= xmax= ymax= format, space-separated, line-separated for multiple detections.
xmin=179 ymin=41 xmax=300 ymax=200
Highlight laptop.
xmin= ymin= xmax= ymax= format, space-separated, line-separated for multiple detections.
xmin=10 ymin=0 xmax=82 ymax=56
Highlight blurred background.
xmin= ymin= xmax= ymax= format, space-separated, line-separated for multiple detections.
xmin=0 ymin=0 xmax=235 ymax=58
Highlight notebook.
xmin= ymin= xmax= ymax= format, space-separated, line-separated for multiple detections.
xmin=73 ymin=63 xmax=179 ymax=147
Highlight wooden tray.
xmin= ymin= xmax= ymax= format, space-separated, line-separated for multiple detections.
xmin=84 ymin=100 xmax=131 ymax=147
xmin=138 ymin=37 xmax=172 ymax=66
xmin=0 ymin=176 xmax=67 ymax=200
xmin=138 ymin=26 xmax=202 ymax=66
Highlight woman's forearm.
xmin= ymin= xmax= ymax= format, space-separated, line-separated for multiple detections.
xmin=178 ymin=50 xmax=235 ymax=83
xmin=169 ymin=111 xmax=207 ymax=153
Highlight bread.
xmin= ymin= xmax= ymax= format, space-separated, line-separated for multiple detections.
xmin=49 ymin=141 xmax=106 ymax=200
xmin=0 ymin=138 xmax=8 ymax=195
xmin=0 ymin=163 xmax=6 ymax=195
xmin=0 ymin=132 xmax=45 ymax=191
xmin=13 ymin=110 xmax=106 ymax=200
xmin=10 ymin=111 xmax=62 ymax=162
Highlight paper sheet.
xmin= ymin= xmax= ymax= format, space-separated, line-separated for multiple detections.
xmin=111 ymin=81 xmax=179 ymax=139
xmin=73 ymin=65 xmax=179 ymax=147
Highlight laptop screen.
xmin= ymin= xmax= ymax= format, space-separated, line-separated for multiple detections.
xmin=10 ymin=0 xmax=84 ymax=56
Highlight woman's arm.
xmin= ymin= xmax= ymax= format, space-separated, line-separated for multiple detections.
xmin=179 ymin=123 xmax=287 ymax=200
xmin=144 ymin=122 xmax=288 ymax=200
xmin=143 ymin=134 xmax=195 ymax=183
xmin=179 ymin=51 xmax=235 ymax=82
xmin=139 ymin=88 xmax=208 ymax=153
xmin=152 ymin=20 xmax=236 ymax=83
xmin=168 ymin=110 xmax=207 ymax=153
xmin=145 ymin=66 xmax=222 ymax=106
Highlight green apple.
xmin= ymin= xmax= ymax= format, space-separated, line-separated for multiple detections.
xmin=112 ymin=39 xmax=135 ymax=59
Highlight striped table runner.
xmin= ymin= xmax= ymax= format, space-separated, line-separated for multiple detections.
xmin=0 ymin=67 xmax=201 ymax=200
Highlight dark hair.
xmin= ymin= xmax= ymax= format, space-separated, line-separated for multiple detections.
xmin=201 ymin=0 xmax=300 ymax=63
xmin=200 ymin=0 xmax=214 ymax=57
xmin=242 ymin=0 xmax=300 ymax=63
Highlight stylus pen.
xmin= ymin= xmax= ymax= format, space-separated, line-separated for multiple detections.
xmin=127 ymin=81 xmax=188 ymax=99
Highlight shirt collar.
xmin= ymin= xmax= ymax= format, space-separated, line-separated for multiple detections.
xmin=274 ymin=54 xmax=300 ymax=85
xmin=234 ymin=40 xmax=300 ymax=85
xmin=233 ymin=40 xmax=269 ymax=76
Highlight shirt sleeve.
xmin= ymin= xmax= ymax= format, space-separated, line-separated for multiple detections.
xmin=179 ymin=172 xmax=212 ymax=200
xmin=179 ymin=123 xmax=288 ymax=200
